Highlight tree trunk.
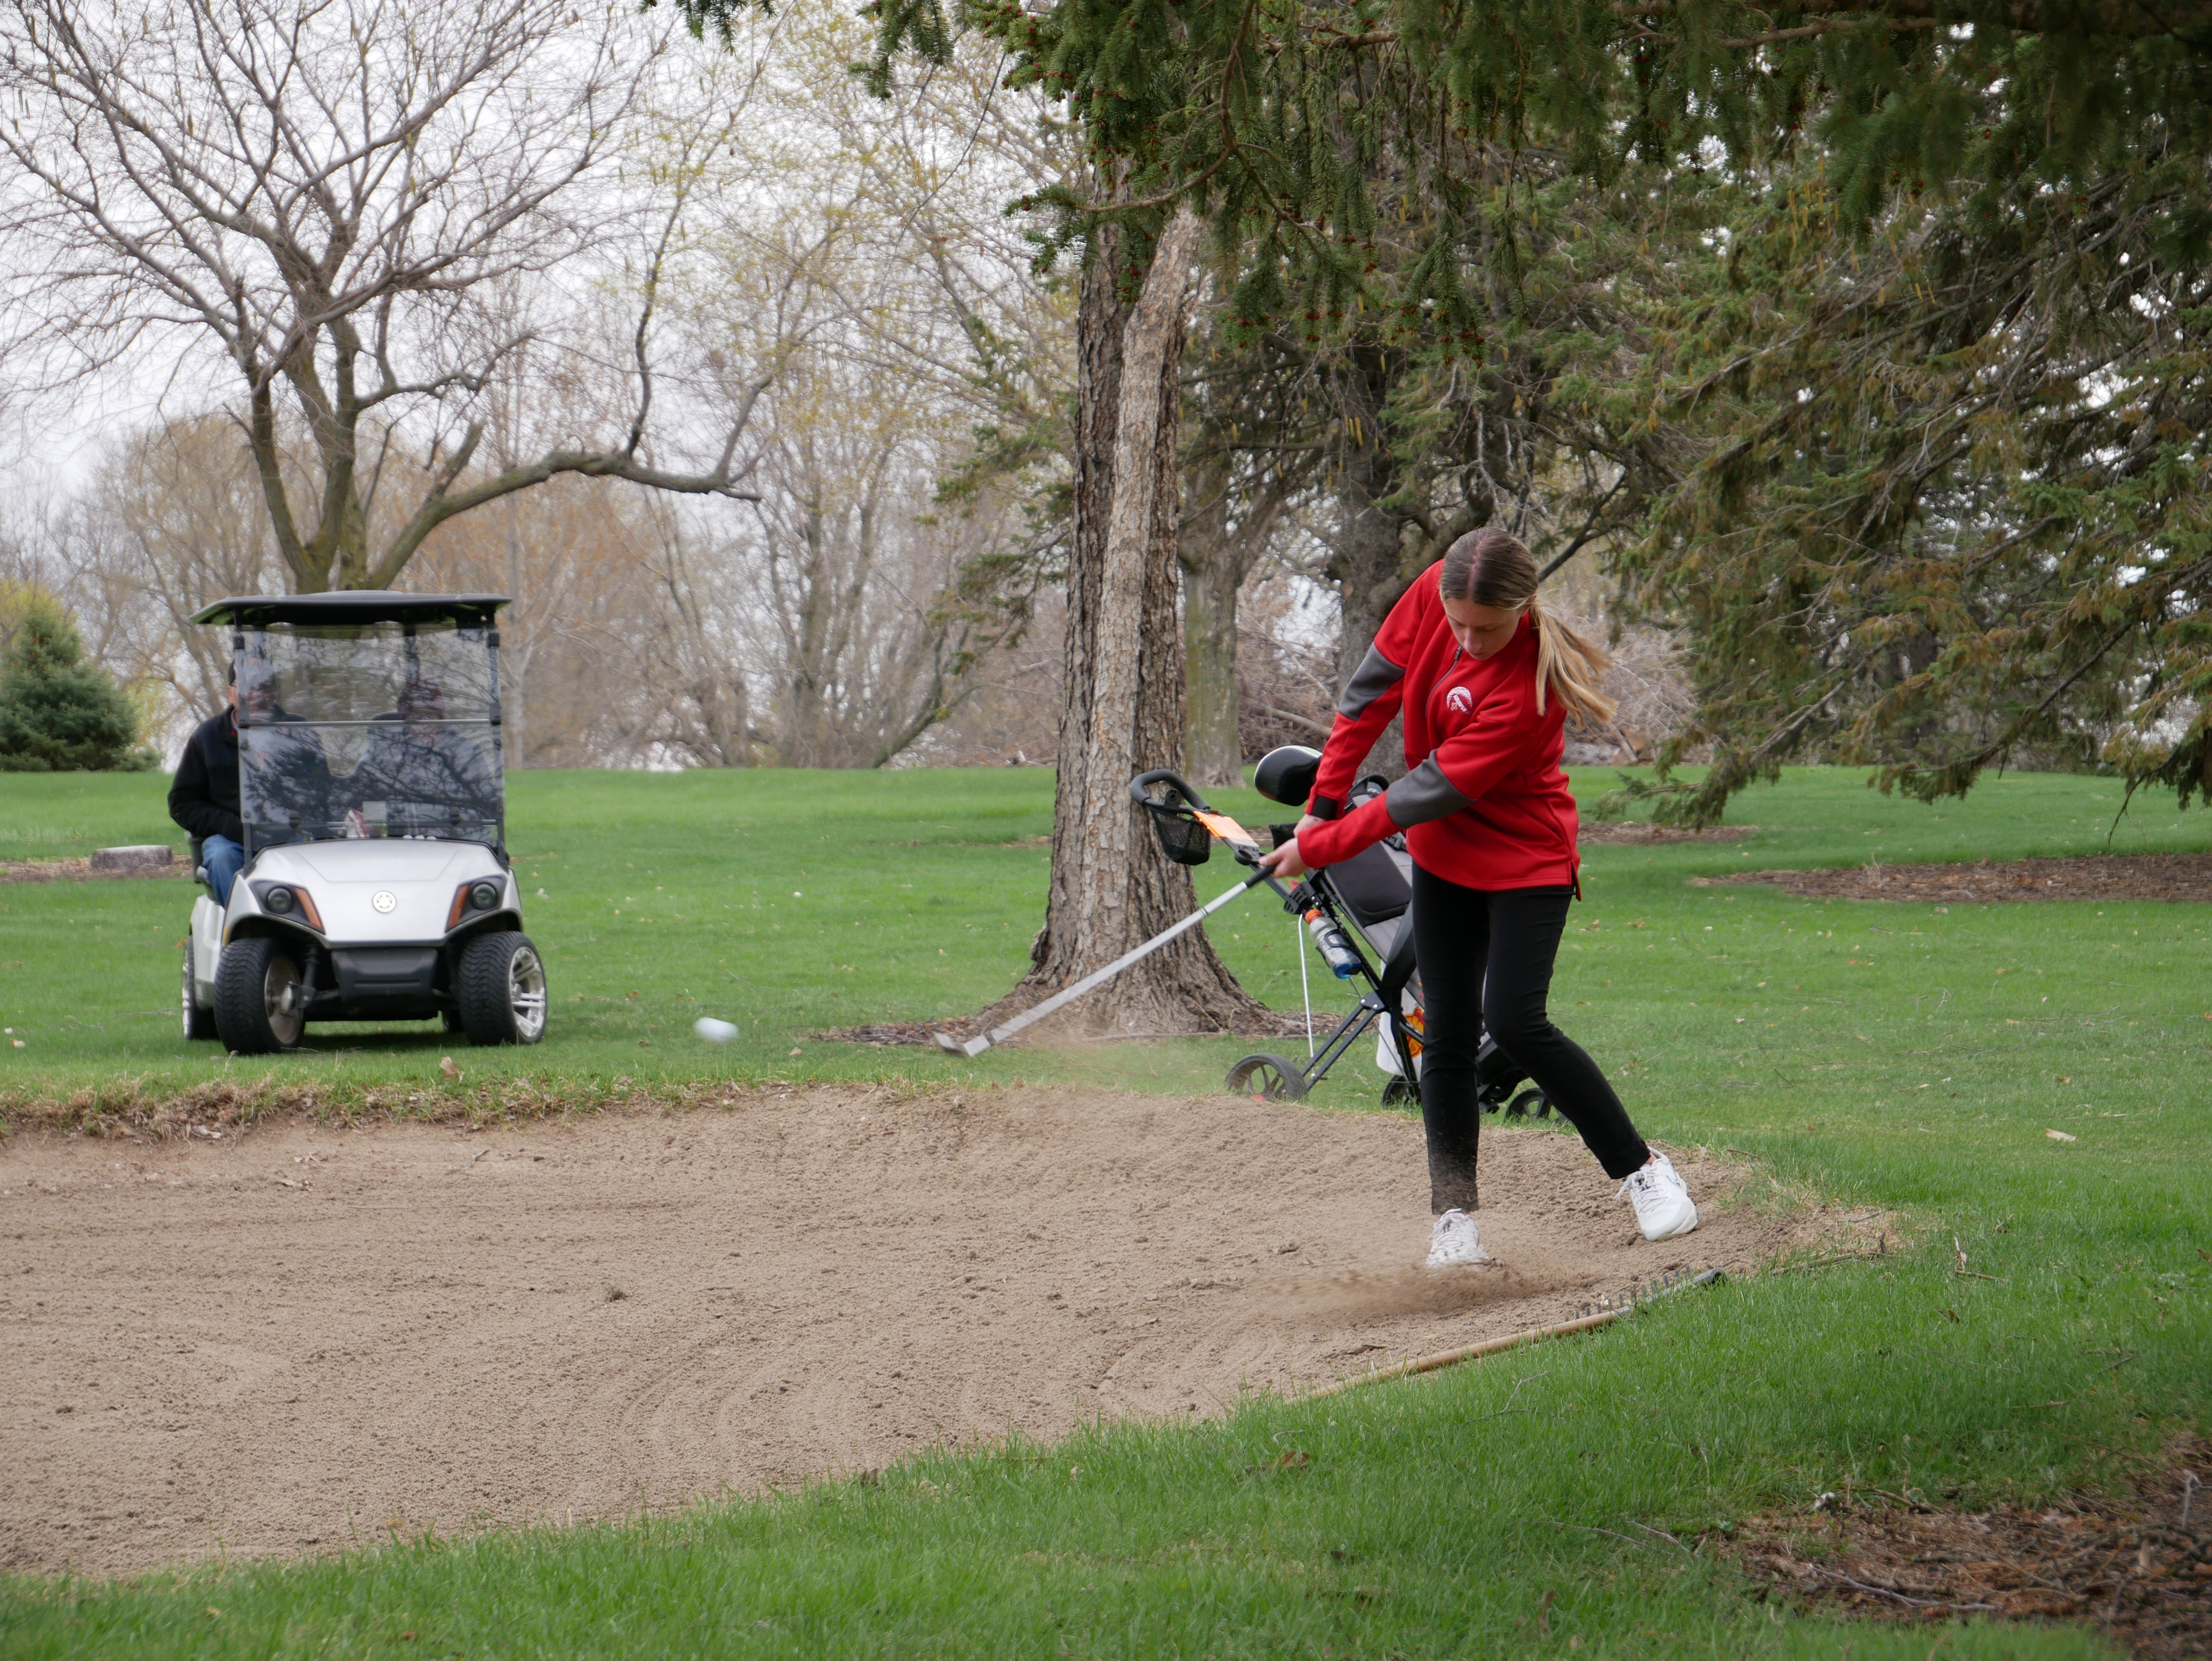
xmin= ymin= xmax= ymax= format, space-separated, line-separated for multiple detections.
xmin=1181 ymin=551 xmax=1244 ymax=790
xmin=1006 ymin=210 xmax=1268 ymax=1037
xmin=1328 ymin=438 xmax=1416 ymax=781
xmin=1178 ymin=456 xmax=1259 ymax=790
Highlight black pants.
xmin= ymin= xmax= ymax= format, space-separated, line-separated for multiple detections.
xmin=1411 ymin=867 xmax=1649 ymax=1211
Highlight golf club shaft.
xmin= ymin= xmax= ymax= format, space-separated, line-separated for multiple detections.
xmin=952 ymin=868 xmax=1273 ymax=1056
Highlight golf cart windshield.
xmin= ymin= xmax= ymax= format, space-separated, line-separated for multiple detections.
xmin=237 ymin=620 xmax=502 ymax=852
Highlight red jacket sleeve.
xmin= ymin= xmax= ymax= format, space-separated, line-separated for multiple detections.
xmin=1301 ymin=679 xmax=1545 ymax=870
xmin=1297 ymin=790 xmax=1399 ymax=869
xmin=1307 ymin=572 xmax=1434 ymax=818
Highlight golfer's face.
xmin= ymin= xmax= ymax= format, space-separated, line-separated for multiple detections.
xmin=1442 ymin=597 xmax=1521 ymax=659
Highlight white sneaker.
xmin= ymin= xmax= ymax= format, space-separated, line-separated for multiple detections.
xmin=1618 ymin=1152 xmax=1698 ymax=1241
xmin=1426 ymin=1208 xmax=1490 ymax=1270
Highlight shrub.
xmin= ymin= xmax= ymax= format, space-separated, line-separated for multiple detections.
xmin=0 ymin=590 xmax=141 ymax=772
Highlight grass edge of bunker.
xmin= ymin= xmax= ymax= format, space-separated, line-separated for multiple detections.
xmin=0 ymin=764 xmax=2203 ymax=1659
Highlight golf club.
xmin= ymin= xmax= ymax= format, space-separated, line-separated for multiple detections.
xmin=933 ymin=771 xmax=1288 ymax=1058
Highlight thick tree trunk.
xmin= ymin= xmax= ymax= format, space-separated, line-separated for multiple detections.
xmin=1177 ymin=454 xmax=1269 ymax=789
xmin=1328 ymin=439 xmax=1416 ymax=781
xmin=1180 ymin=545 xmax=1245 ymax=789
xmin=1005 ymin=211 xmax=1268 ymax=1037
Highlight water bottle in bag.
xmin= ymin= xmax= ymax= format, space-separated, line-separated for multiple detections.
xmin=1304 ymin=909 xmax=1362 ymax=979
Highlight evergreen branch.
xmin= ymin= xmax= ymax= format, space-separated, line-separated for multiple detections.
xmin=1610 ymin=0 xmax=2212 ymax=33
xmin=1716 ymin=17 xmax=1942 ymax=44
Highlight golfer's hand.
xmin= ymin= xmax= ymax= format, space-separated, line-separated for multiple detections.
xmin=1258 ymin=834 xmax=1312 ymax=881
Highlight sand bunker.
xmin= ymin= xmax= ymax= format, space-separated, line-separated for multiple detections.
xmin=1 ymin=1086 xmax=1851 ymax=1576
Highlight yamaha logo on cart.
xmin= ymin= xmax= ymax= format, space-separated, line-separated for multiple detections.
xmin=372 ymin=891 xmax=398 ymax=913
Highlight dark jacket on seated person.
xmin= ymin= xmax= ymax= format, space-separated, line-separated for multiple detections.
xmin=169 ymin=709 xmax=242 ymax=845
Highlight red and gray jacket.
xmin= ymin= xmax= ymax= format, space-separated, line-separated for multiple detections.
xmin=1298 ymin=564 xmax=1580 ymax=890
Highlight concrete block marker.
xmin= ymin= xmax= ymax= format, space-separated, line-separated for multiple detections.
xmin=90 ymin=845 xmax=175 ymax=872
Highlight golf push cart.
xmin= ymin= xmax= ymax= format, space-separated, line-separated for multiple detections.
xmin=1135 ymin=747 xmax=1554 ymax=1119
xmin=181 ymin=593 xmax=545 ymax=1055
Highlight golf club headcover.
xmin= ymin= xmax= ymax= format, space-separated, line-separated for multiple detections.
xmin=1253 ymin=744 xmax=1321 ymax=807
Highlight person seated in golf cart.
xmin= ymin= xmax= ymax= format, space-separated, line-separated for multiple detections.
xmin=169 ymin=660 xmax=332 ymax=899
xmin=350 ymin=678 xmax=500 ymax=838
xmin=168 ymin=663 xmax=246 ymax=903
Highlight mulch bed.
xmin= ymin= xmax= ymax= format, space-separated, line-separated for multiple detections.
xmin=1728 ymin=1441 xmax=2212 ymax=1658
xmin=1709 ymin=852 xmax=2212 ymax=905
xmin=818 ymin=1010 xmax=1321 ymax=1047
xmin=1579 ymin=822 xmax=1755 ymax=845
xmin=0 ymin=857 xmax=191 ymax=884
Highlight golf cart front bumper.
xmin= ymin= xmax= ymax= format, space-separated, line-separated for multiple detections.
xmin=218 ymin=838 xmax=522 ymax=1021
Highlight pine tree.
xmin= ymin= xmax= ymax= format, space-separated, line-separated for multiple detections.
xmin=1612 ymin=132 xmax=2212 ymax=821
xmin=662 ymin=0 xmax=2212 ymax=840
xmin=0 ymin=593 xmax=141 ymax=772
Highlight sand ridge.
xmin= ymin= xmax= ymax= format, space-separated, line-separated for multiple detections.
xmin=1 ymin=1085 xmax=1847 ymax=1576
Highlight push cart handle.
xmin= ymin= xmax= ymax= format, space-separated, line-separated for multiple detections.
xmin=1127 ymin=768 xmax=1212 ymax=814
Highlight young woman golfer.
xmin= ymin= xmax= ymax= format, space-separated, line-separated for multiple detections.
xmin=1258 ymin=528 xmax=1699 ymax=1267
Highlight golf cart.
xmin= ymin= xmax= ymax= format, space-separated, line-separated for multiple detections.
xmin=180 ymin=593 xmax=545 ymax=1054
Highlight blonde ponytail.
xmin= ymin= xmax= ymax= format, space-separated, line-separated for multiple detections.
xmin=1525 ymin=591 xmax=1617 ymax=727
xmin=1440 ymin=529 xmax=1617 ymax=728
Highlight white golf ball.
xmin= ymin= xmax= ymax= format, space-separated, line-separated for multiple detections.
xmin=694 ymin=1017 xmax=739 ymax=1044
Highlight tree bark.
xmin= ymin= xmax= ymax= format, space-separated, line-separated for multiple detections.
xmin=1180 ymin=539 xmax=1246 ymax=788
xmin=1328 ymin=436 xmax=1417 ymax=782
xmin=1177 ymin=454 xmax=1271 ymax=789
xmin=1006 ymin=210 xmax=1268 ymax=1037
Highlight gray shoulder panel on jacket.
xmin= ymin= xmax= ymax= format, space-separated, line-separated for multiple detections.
xmin=1383 ymin=759 xmax=1471 ymax=827
xmin=1336 ymin=644 xmax=1407 ymax=719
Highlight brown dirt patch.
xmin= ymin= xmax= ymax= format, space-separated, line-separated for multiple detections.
xmin=1578 ymin=822 xmax=1755 ymax=846
xmin=1708 ymin=852 xmax=2212 ymax=905
xmin=0 ymin=1087 xmax=1852 ymax=1577
xmin=820 ymin=1010 xmax=1318 ymax=1046
xmin=1731 ymin=1440 xmax=2212 ymax=1659
xmin=1 ymin=857 xmax=191 ymax=884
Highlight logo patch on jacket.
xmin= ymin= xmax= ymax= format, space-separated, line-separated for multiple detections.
xmin=1445 ymin=686 xmax=1473 ymax=714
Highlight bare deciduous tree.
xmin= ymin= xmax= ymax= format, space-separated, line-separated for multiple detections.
xmin=0 ymin=0 xmax=767 ymax=593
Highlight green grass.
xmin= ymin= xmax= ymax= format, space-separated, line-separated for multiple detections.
xmin=1 ymin=764 xmax=2207 ymax=1658
xmin=3 ymin=762 xmax=2208 ymax=1112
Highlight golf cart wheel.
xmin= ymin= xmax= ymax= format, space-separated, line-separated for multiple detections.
xmin=456 ymin=932 xmax=548 ymax=1046
xmin=181 ymin=939 xmax=219 ymax=1041
xmin=1504 ymin=1087 xmax=1553 ymax=1120
xmin=441 ymin=1010 xmax=466 ymax=1035
xmin=1224 ymin=1053 xmax=1308 ymax=1102
xmin=213 ymin=936 xmax=306 ymax=1054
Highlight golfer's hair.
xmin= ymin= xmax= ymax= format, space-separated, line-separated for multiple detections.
xmin=1438 ymin=528 xmax=1616 ymax=727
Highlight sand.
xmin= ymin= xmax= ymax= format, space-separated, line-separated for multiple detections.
xmin=0 ymin=1086 xmax=1849 ymax=1576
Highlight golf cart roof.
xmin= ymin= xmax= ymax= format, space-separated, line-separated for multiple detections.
xmin=192 ymin=593 xmax=511 ymax=628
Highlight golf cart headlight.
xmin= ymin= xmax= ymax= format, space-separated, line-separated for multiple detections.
xmin=448 ymin=879 xmax=506 ymax=928
xmin=249 ymin=882 xmax=322 ymax=929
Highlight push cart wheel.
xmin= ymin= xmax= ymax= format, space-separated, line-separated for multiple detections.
xmin=457 ymin=931 xmax=548 ymax=1046
xmin=1224 ymin=1053 xmax=1308 ymax=1101
xmin=180 ymin=938 xmax=219 ymax=1041
xmin=213 ymin=936 xmax=306 ymax=1054
xmin=1380 ymin=1075 xmax=1416 ymax=1107
xmin=1504 ymin=1087 xmax=1553 ymax=1120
